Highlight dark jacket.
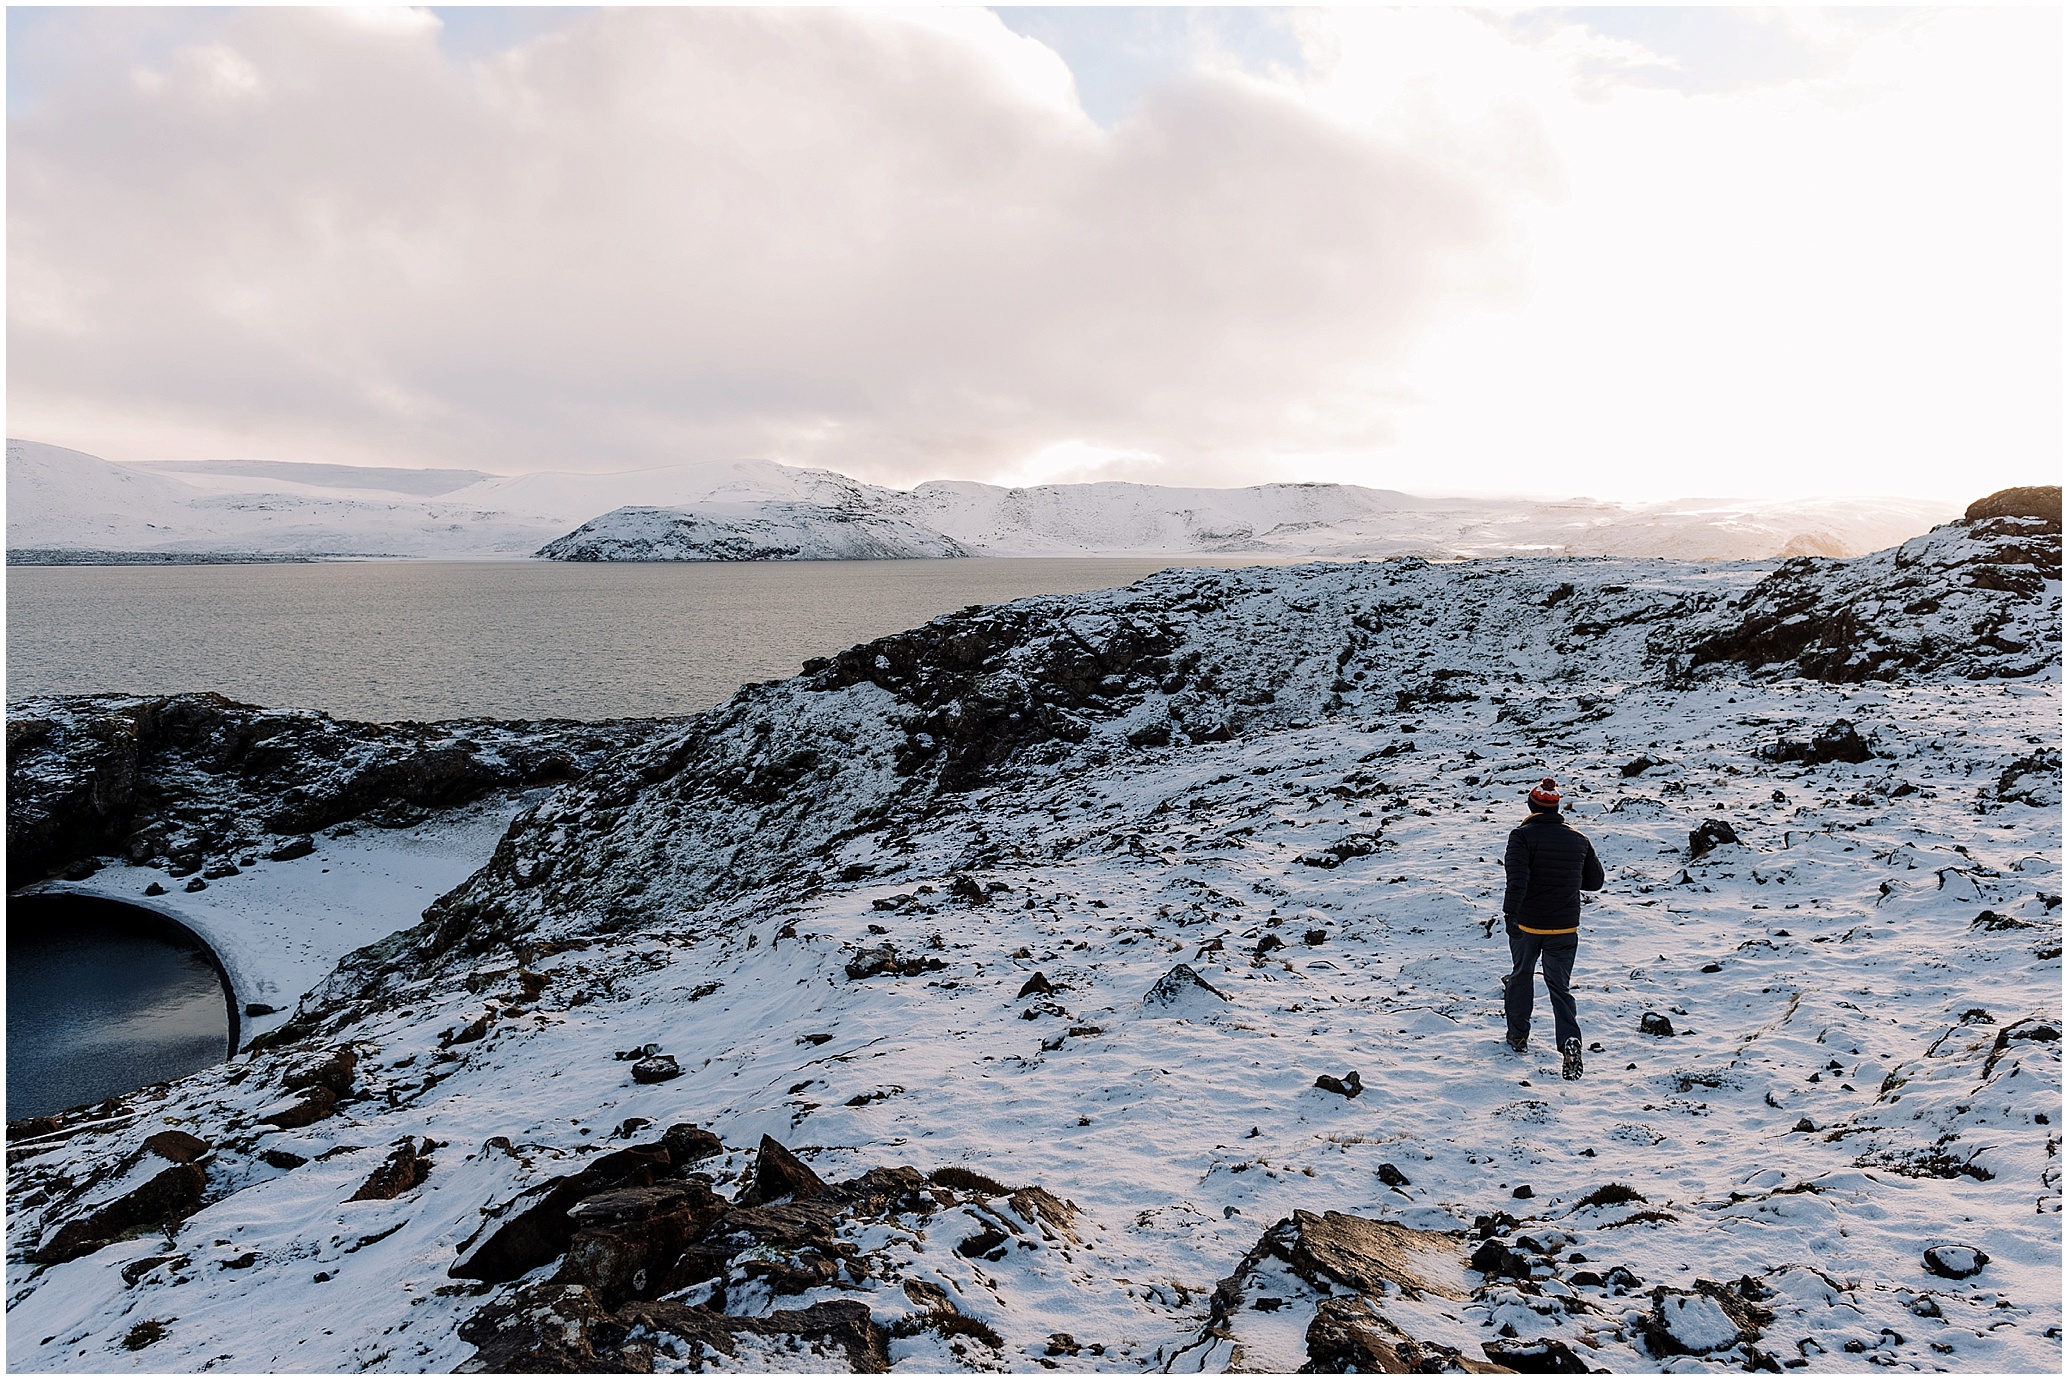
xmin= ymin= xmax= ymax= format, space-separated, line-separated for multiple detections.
xmin=1503 ymin=811 xmax=1605 ymax=934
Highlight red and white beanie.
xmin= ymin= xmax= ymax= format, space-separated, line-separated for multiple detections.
xmin=1528 ymin=777 xmax=1562 ymax=809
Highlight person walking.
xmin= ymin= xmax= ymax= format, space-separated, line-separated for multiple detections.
xmin=1500 ymin=777 xmax=1604 ymax=1081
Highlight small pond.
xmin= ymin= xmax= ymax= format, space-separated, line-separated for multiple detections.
xmin=6 ymin=893 xmax=236 ymax=1121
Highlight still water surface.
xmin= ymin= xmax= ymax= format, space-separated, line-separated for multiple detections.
xmin=8 ymin=895 xmax=236 ymax=1120
xmin=5 ymin=558 xmax=1269 ymax=722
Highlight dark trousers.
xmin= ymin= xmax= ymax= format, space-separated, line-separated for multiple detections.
xmin=1504 ymin=928 xmax=1580 ymax=1050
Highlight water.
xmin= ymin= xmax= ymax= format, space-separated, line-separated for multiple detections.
xmin=4 ymin=558 xmax=1272 ymax=722
xmin=7 ymin=895 xmax=235 ymax=1121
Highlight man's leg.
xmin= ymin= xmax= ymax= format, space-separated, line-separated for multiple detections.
xmin=1504 ymin=929 xmax=1541 ymax=1048
xmin=1539 ymin=934 xmax=1581 ymax=1051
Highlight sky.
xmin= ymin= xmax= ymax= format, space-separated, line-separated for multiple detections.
xmin=6 ymin=6 xmax=2060 ymax=501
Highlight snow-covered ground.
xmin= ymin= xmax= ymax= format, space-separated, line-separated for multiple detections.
xmin=10 ymin=437 xmax=1956 ymax=563
xmin=4 ymin=516 xmax=2056 ymax=1374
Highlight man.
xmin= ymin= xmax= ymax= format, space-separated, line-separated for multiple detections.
xmin=1500 ymin=777 xmax=1605 ymax=1081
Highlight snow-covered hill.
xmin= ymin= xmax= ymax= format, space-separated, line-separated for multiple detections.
xmin=10 ymin=437 xmax=1956 ymax=563
xmin=539 ymin=504 xmax=972 ymax=562
xmin=5 ymin=510 xmax=2057 ymax=1373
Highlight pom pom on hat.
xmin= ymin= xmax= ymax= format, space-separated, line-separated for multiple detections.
xmin=1528 ymin=777 xmax=1562 ymax=808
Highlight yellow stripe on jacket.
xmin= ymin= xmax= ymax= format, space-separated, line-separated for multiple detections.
xmin=1515 ymin=923 xmax=1578 ymax=935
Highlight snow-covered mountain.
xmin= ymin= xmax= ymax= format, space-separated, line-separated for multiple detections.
xmin=10 ymin=437 xmax=1957 ymax=563
xmin=5 ymin=506 xmax=2058 ymax=1372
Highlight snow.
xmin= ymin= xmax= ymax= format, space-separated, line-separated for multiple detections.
xmin=3 ymin=519 xmax=2057 ymax=1373
xmin=10 ymin=437 xmax=1957 ymax=563
xmin=539 ymin=504 xmax=972 ymax=562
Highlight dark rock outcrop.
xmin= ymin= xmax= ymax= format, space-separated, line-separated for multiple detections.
xmin=32 ymin=1160 xmax=207 ymax=1264
xmin=5 ymin=692 xmax=657 ymax=888
xmin=347 ymin=1138 xmax=434 ymax=1202
xmin=1965 ymin=486 xmax=2060 ymax=530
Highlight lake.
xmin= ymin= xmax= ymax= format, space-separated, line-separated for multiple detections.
xmin=7 ymin=894 xmax=236 ymax=1121
xmin=5 ymin=557 xmax=1276 ymax=723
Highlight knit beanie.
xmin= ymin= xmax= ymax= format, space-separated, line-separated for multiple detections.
xmin=1527 ymin=777 xmax=1562 ymax=811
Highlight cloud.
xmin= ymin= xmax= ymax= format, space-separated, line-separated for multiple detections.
xmin=7 ymin=6 xmax=1521 ymax=484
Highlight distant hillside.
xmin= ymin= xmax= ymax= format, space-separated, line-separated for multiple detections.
xmin=10 ymin=437 xmax=1958 ymax=564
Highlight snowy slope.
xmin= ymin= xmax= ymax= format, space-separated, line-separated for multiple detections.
xmin=4 ymin=514 xmax=2056 ymax=1373
xmin=13 ymin=436 xmax=1955 ymax=563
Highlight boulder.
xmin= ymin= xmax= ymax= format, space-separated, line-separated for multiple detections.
xmin=1761 ymin=719 xmax=1872 ymax=767
xmin=736 ymin=1135 xmax=829 ymax=1208
xmin=1313 ymin=1071 xmax=1364 ymax=1099
xmin=1481 ymin=1335 xmax=1590 ymax=1372
xmin=283 ymin=1045 xmax=358 ymax=1097
xmin=451 ymin=1141 xmax=677 ymax=1283
xmin=1922 ymin=1245 xmax=1988 ymax=1280
xmin=1640 ymin=1012 xmax=1676 ymax=1037
xmin=629 ymin=1055 xmax=682 ymax=1085
xmin=347 ymin=1138 xmax=434 ymax=1202
xmin=33 ymin=1161 xmax=207 ymax=1264
xmin=142 ymin=1130 xmax=210 ymax=1164
xmin=662 ymin=1124 xmax=722 ymax=1166
xmin=559 ymin=1184 xmax=730 ymax=1308
xmin=262 ymin=1086 xmax=339 ymax=1129
xmin=1687 ymin=819 xmax=1739 ymax=859
xmin=266 ymin=833 xmax=317 ymax=861
xmin=1142 ymin=964 xmax=1229 ymax=1011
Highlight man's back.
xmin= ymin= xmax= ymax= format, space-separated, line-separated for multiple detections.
xmin=1502 ymin=812 xmax=1605 ymax=933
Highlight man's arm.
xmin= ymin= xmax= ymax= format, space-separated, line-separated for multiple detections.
xmin=1581 ymin=837 xmax=1605 ymax=892
xmin=1502 ymin=829 xmax=1530 ymax=917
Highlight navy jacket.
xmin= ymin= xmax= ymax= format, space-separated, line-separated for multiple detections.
xmin=1502 ymin=811 xmax=1605 ymax=934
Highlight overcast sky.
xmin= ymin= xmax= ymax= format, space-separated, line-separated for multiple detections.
xmin=7 ymin=6 xmax=2059 ymax=500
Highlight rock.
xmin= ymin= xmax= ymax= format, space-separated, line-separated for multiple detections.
xmin=736 ymin=1135 xmax=829 ymax=1208
xmin=559 ymin=1184 xmax=730 ymax=1308
xmin=1305 ymin=1296 xmax=1489 ymax=1374
xmin=142 ymin=881 xmax=167 ymax=896
xmin=283 ymin=1045 xmax=358 ymax=1097
xmin=948 ymin=874 xmax=987 ymax=904
xmin=200 ymin=861 xmax=240 ymax=879
xmin=1621 ymin=755 xmax=1661 ymax=777
xmin=1481 ymin=1335 xmax=1591 ymax=1372
xmin=1314 ymin=1071 xmax=1364 ymax=1099
xmin=444 ymin=1016 xmax=490 ymax=1046
xmin=266 ymin=834 xmax=317 ymax=861
xmin=614 ymin=1042 xmax=661 ymax=1061
xmin=1511 ymin=1184 xmax=1534 ymax=1199
xmin=183 ymin=877 xmax=207 ymax=892
xmin=1792 ymin=1117 xmax=1818 ymax=1133
xmin=1648 ymin=1291 xmax=1746 ymax=1355
xmin=347 ymin=1138 xmax=434 ymax=1202
xmin=142 ymin=1129 xmax=210 ymax=1164
xmin=1376 ymin=1163 xmax=1411 ymax=1188
xmin=1761 ymin=719 xmax=1872 ymax=767
xmin=845 ymin=944 xmax=944 ymax=980
xmin=1687 ymin=819 xmax=1739 ymax=859
xmin=33 ymin=1161 xmax=207 ymax=1264
xmin=1240 ymin=1210 xmax=1469 ymax=1302
xmin=451 ymin=1141 xmax=678 ymax=1283
xmin=1640 ymin=1012 xmax=1676 ymax=1037
xmin=120 ymin=1254 xmax=187 ymax=1286
xmin=1016 ymin=972 xmax=1054 ymax=998
xmin=629 ymin=1055 xmax=682 ymax=1085
xmin=1142 ymin=963 xmax=1229 ymax=1010
xmin=261 ymin=1148 xmax=308 ymax=1170
xmin=1303 ymin=928 xmax=1328 ymax=946
xmin=262 ymin=1085 xmax=339 ymax=1129
xmin=662 ymin=1124 xmax=722 ymax=1166
xmin=1255 ymin=933 xmax=1286 ymax=957
xmin=244 ymin=1002 xmax=278 ymax=1017
xmin=1966 ymin=485 xmax=2061 ymax=530
xmin=1922 ymin=1245 xmax=1988 ymax=1280
xmin=1296 ymin=832 xmax=1384 ymax=869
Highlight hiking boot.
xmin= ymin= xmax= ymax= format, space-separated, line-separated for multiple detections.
xmin=1505 ymin=1037 xmax=1528 ymax=1056
xmin=1561 ymin=1038 xmax=1584 ymax=1081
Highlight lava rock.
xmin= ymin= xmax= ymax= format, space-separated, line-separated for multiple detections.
xmin=33 ymin=1161 xmax=207 ymax=1264
xmin=262 ymin=1086 xmax=339 ymax=1129
xmin=142 ymin=1130 xmax=210 ymax=1164
xmin=1922 ymin=1245 xmax=1989 ymax=1280
xmin=1141 ymin=964 xmax=1229 ymax=1010
xmin=284 ymin=1045 xmax=358 ymax=1097
xmin=736 ymin=1135 xmax=829 ymax=1208
xmin=1314 ymin=1071 xmax=1364 ymax=1099
xmin=630 ymin=1055 xmax=682 ymax=1085
xmin=348 ymin=1138 xmax=434 ymax=1202
xmin=1687 ymin=819 xmax=1739 ymax=859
